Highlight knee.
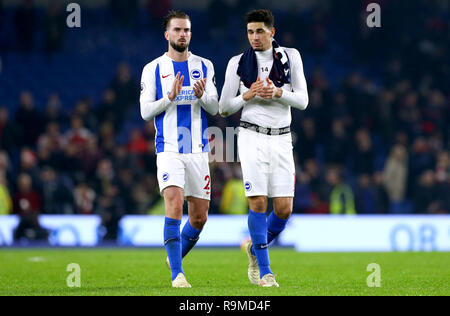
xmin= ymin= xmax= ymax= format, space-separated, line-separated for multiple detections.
xmin=249 ymin=196 xmax=267 ymax=213
xmin=164 ymin=188 xmax=184 ymax=213
xmin=190 ymin=212 xmax=208 ymax=230
xmin=274 ymin=207 xmax=292 ymax=220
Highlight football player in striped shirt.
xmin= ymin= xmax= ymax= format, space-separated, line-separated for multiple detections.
xmin=140 ymin=10 xmax=219 ymax=288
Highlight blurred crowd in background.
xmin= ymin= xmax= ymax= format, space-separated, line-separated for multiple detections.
xmin=0 ymin=0 xmax=449 ymax=241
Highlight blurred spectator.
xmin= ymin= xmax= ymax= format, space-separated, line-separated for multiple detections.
xmin=94 ymin=158 xmax=116 ymax=192
xmin=112 ymin=145 xmax=133 ymax=171
xmin=396 ymin=91 xmax=421 ymax=139
xmin=43 ymin=1 xmax=65 ymax=55
xmin=13 ymin=212 xmax=48 ymax=242
xmin=14 ymin=0 xmax=36 ymax=52
xmin=325 ymin=118 xmax=350 ymax=167
xmin=15 ymin=91 xmax=43 ymax=147
xmin=134 ymin=174 xmax=161 ymax=215
xmin=80 ymin=137 xmax=103 ymax=175
xmin=73 ymin=98 xmax=98 ymax=132
xmin=127 ymin=128 xmax=149 ymax=155
xmin=43 ymin=94 xmax=67 ymax=127
xmin=372 ymin=172 xmax=390 ymax=214
xmin=94 ymin=158 xmax=124 ymax=240
xmin=408 ymin=137 xmax=436 ymax=197
xmin=97 ymin=184 xmax=125 ymax=241
xmin=19 ymin=148 xmax=40 ymax=185
xmin=60 ymin=143 xmax=84 ymax=183
xmin=0 ymin=151 xmax=13 ymax=191
xmin=74 ymin=181 xmax=96 ymax=214
xmin=39 ymin=166 xmax=74 ymax=214
xmin=97 ymin=89 xmax=122 ymax=133
xmin=210 ymin=164 xmax=226 ymax=214
xmin=37 ymin=143 xmax=63 ymax=173
xmin=327 ymin=168 xmax=356 ymax=215
xmin=0 ymin=173 xmax=12 ymax=215
xmin=0 ymin=107 xmax=21 ymax=152
xmin=355 ymin=174 xmax=376 ymax=214
xmin=109 ymin=63 xmax=139 ymax=119
xmin=293 ymin=171 xmax=313 ymax=214
xmin=383 ymin=144 xmax=408 ymax=211
xmin=98 ymin=122 xmax=117 ymax=157
xmin=219 ymin=163 xmax=247 ymax=214
xmin=301 ymin=159 xmax=329 ymax=214
xmin=296 ymin=117 xmax=318 ymax=164
xmin=353 ymin=128 xmax=375 ymax=176
xmin=413 ymin=170 xmax=438 ymax=214
xmin=342 ymin=73 xmax=364 ymax=127
xmin=117 ymin=168 xmax=135 ymax=213
xmin=373 ymin=89 xmax=395 ymax=141
xmin=435 ymin=151 xmax=450 ymax=184
xmin=65 ymin=115 xmax=93 ymax=148
xmin=37 ymin=122 xmax=65 ymax=153
xmin=13 ymin=173 xmax=41 ymax=215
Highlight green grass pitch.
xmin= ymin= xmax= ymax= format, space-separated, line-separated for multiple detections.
xmin=0 ymin=248 xmax=448 ymax=296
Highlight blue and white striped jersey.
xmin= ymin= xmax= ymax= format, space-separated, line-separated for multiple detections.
xmin=140 ymin=52 xmax=219 ymax=154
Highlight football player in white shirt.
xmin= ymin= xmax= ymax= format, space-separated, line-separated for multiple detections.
xmin=219 ymin=9 xmax=308 ymax=287
xmin=140 ymin=10 xmax=219 ymax=288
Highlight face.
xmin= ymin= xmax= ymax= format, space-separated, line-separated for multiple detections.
xmin=165 ymin=18 xmax=191 ymax=53
xmin=247 ymin=22 xmax=275 ymax=51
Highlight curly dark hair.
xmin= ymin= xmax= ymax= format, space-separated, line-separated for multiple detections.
xmin=245 ymin=9 xmax=274 ymax=29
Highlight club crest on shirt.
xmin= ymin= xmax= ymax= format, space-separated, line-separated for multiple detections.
xmin=190 ymin=69 xmax=202 ymax=80
xmin=244 ymin=181 xmax=252 ymax=192
xmin=162 ymin=172 xmax=169 ymax=182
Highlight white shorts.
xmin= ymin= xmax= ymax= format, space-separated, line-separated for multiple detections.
xmin=238 ymin=127 xmax=296 ymax=198
xmin=156 ymin=151 xmax=211 ymax=200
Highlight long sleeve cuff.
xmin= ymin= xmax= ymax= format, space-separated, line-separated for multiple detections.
xmin=277 ymin=90 xmax=309 ymax=110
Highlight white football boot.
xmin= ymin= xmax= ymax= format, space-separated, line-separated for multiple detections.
xmin=244 ymin=239 xmax=260 ymax=285
xmin=260 ymin=274 xmax=279 ymax=287
xmin=172 ymin=273 xmax=192 ymax=288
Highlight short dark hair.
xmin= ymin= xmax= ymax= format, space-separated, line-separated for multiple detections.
xmin=245 ymin=9 xmax=274 ymax=29
xmin=162 ymin=10 xmax=191 ymax=30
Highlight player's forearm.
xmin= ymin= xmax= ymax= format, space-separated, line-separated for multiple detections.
xmin=277 ymin=90 xmax=309 ymax=110
xmin=140 ymin=96 xmax=172 ymax=121
xmin=198 ymin=92 xmax=219 ymax=116
xmin=219 ymin=95 xmax=245 ymax=117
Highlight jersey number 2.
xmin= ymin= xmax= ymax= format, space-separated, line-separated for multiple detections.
xmin=204 ymin=175 xmax=211 ymax=195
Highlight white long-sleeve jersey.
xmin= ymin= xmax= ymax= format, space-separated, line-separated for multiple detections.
xmin=219 ymin=47 xmax=308 ymax=128
xmin=140 ymin=52 xmax=219 ymax=154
